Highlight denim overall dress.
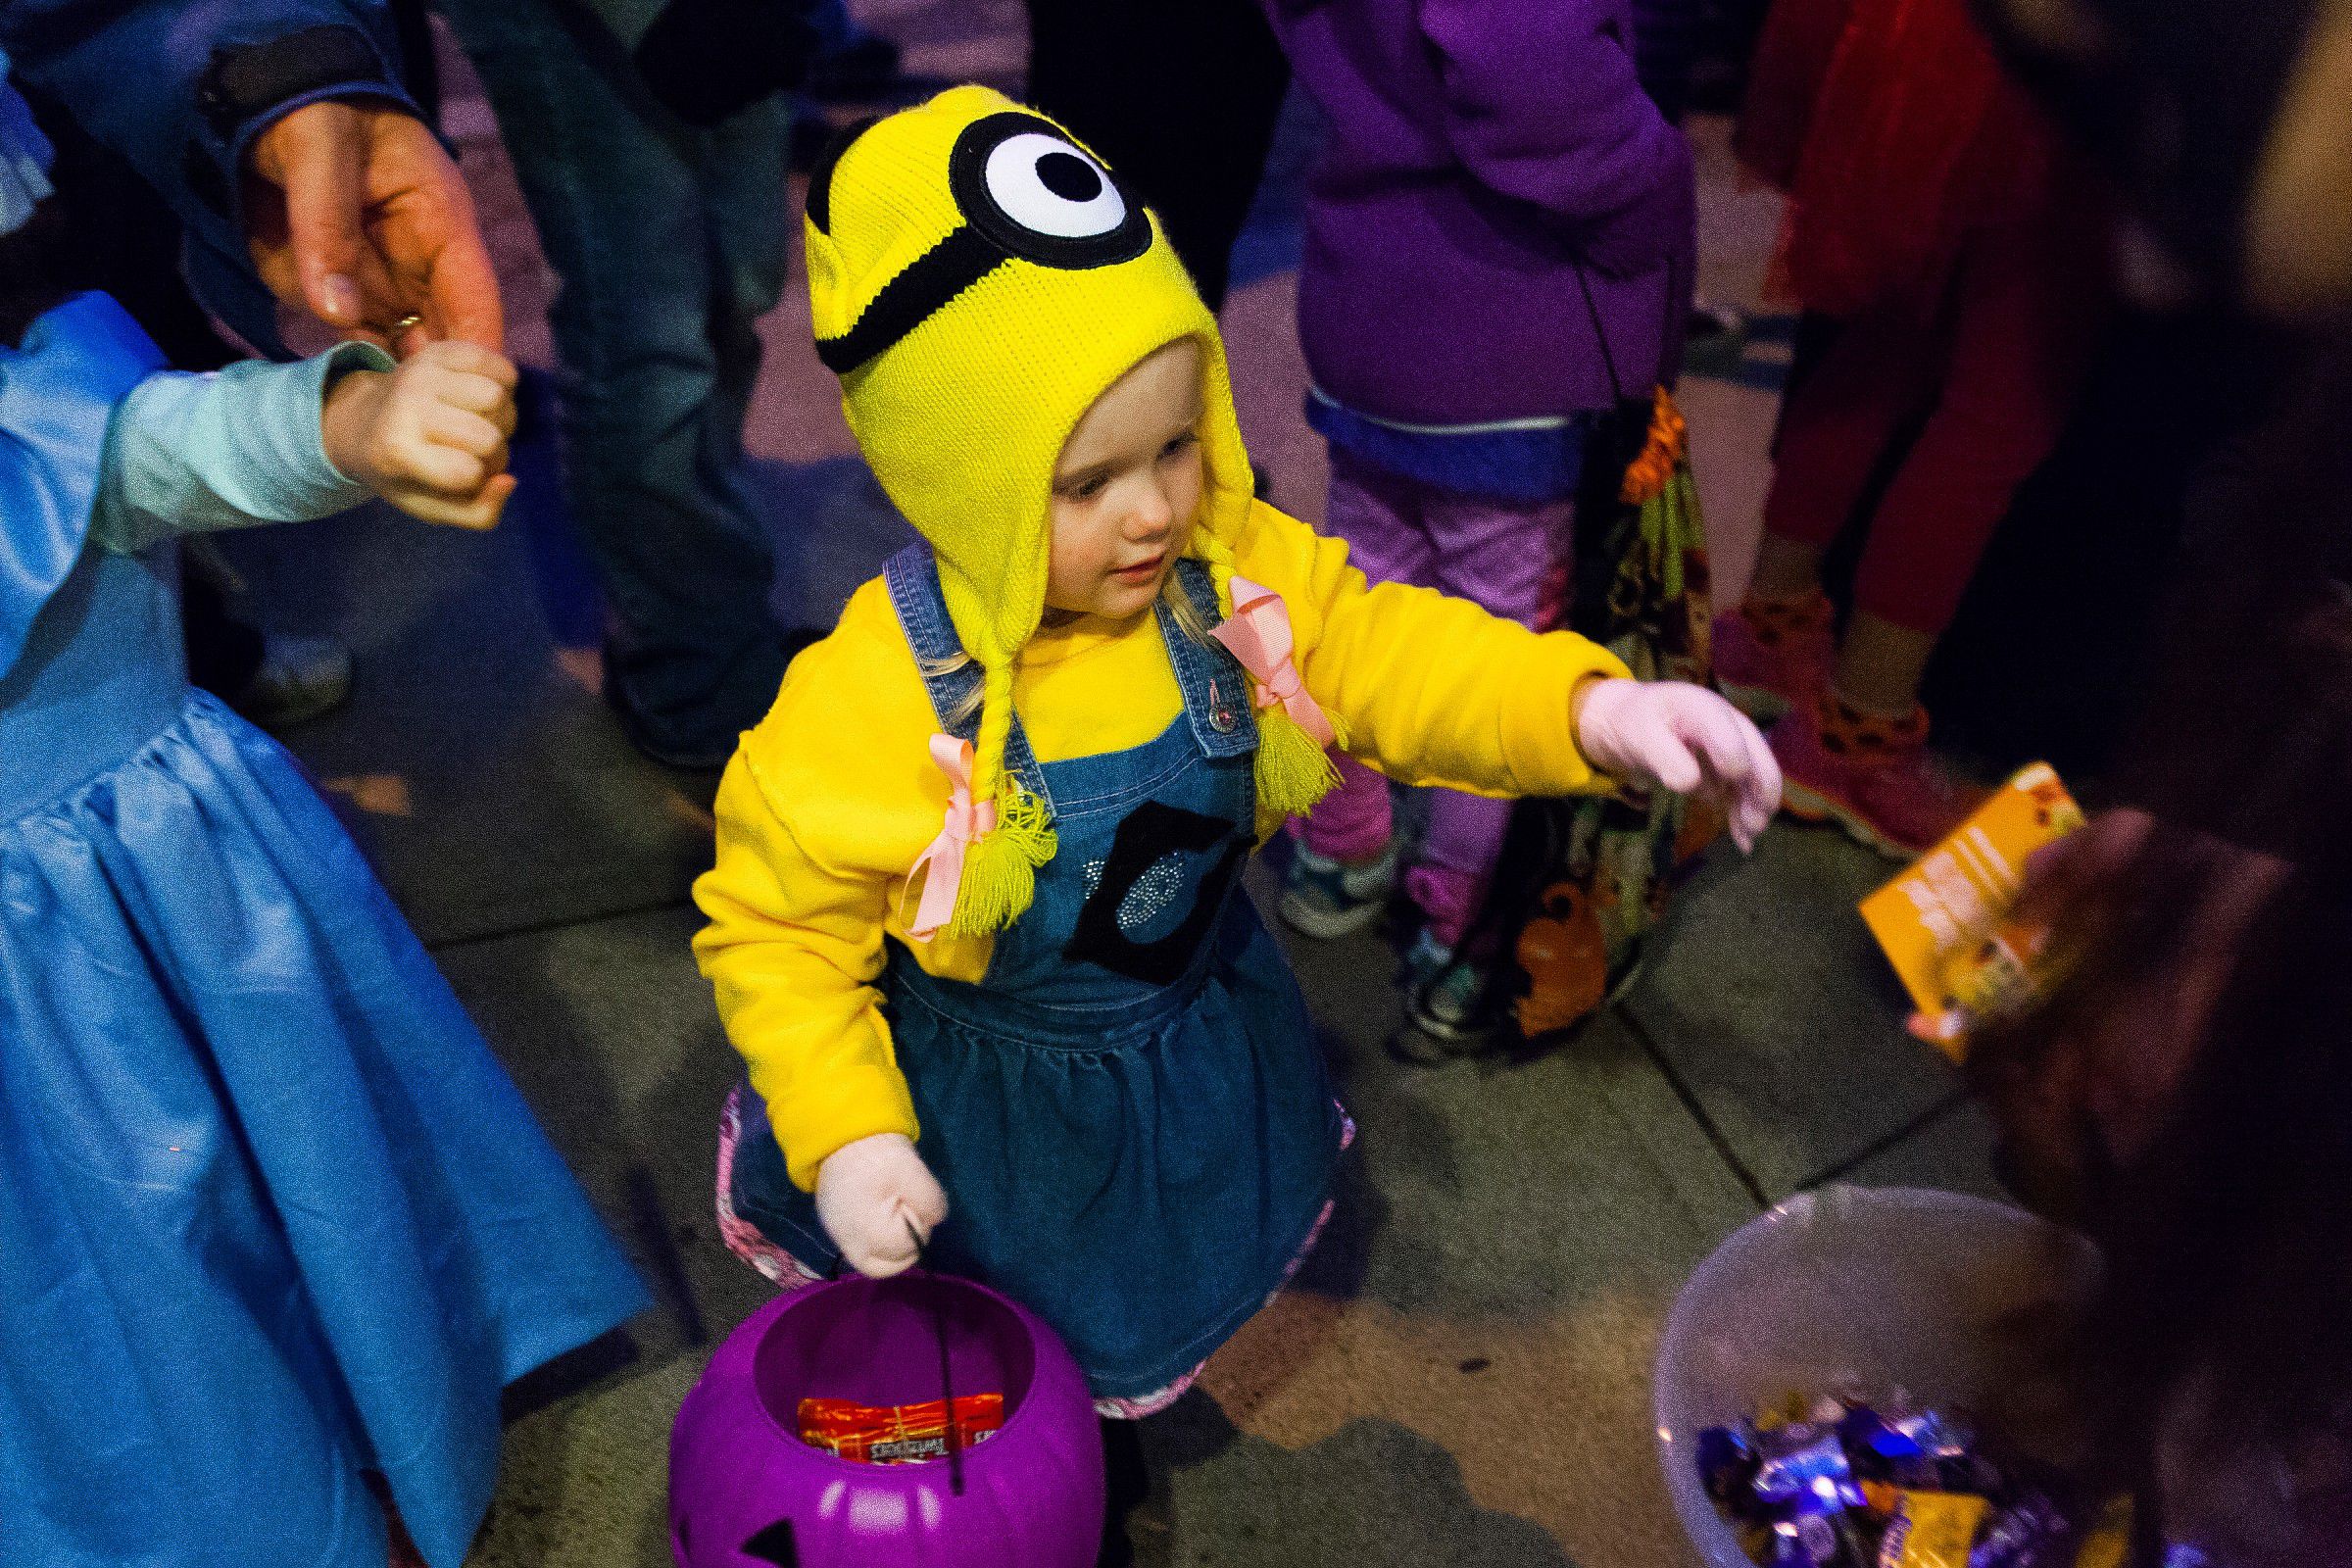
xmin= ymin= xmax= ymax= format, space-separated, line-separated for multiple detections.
xmin=728 ymin=546 xmax=1349 ymax=1407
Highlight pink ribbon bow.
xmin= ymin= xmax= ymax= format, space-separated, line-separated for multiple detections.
xmin=903 ymin=733 xmax=997 ymax=942
xmin=1209 ymin=575 xmax=1336 ymax=747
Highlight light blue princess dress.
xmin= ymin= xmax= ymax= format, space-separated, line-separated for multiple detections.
xmin=0 ymin=292 xmax=649 ymax=1568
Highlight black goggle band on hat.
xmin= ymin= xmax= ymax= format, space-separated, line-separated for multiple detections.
xmin=812 ymin=111 xmax=1153 ymax=376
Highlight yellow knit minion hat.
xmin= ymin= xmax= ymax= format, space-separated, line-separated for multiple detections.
xmin=808 ymin=86 xmax=1336 ymax=937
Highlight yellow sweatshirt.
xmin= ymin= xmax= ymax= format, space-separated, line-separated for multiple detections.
xmin=692 ymin=500 xmax=1630 ymax=1190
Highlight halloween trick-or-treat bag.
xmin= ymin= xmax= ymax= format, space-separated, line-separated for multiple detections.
xmin=1467 ymin=386 xmax=1725 ymax=1047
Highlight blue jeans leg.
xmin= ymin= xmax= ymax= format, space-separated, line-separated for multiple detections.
xmin=437 ymin=0 xmax=792 ymax=765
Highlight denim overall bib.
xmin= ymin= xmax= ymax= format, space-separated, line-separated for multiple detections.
xmin=730 ymin=546 xmax=1348 ymax=1403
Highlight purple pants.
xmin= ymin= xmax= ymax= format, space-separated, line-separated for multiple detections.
xmin=1298 ymin=449 xmax=1576 ymax=947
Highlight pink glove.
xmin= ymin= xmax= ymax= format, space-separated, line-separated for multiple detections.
xmin=1572 ymin=678 xmax=1783 ymax=853
xmin=813 ymin=1133 xmax=950 ymax=1279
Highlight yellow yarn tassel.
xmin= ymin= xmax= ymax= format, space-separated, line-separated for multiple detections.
xmin=1193 ymin=540 xmax=1349 ymax=824
xmin=1253 ymin=707 xmax=1344 ymax=820
xmin=944 ymin=777 xmax=1056 ymax=938
xmin=942 ymin=659 xmax=1057 ymax=937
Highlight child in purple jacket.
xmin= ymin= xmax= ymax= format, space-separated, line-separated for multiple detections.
xmin=1263 ymin=0 xmax=1697 ymax=1036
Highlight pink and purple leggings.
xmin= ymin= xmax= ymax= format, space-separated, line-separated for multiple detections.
xmin=1297 ymin=447 xmax=1576 ymax=948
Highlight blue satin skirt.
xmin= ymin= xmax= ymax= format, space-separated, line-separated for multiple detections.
xmin=0 ymin=690 xmax=649 ymax=1568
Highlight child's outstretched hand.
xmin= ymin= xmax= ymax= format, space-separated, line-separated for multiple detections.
xmin=1573 ymin=678 xmax=1783 ymax=853
xmin=321 ymin=340 xmax=519 ymax=530
xmin=814 ymin=1132 xmax=950 ymax=1279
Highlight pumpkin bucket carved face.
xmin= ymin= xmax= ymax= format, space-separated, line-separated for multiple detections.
xmin=669 ymin=1273 xmax=1105 ymax=1567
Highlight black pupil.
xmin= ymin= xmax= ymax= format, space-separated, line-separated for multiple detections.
xmin=1036 ymin=150 xmax=1102 ymax=203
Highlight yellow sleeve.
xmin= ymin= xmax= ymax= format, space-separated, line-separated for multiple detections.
xmin=690 ymin=581 xmax=938 ymax=1191
xmin=1230 ymin=499 xmax=1632 ymax=796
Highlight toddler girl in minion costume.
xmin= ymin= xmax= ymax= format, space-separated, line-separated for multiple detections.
xmin=694 ymin=87 xmax=1777 ymax=1434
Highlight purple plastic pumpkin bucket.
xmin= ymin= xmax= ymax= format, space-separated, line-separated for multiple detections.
xmin=669 ymin=1272 xmax=1105 ymax=1567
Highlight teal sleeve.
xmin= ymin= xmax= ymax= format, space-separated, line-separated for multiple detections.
xmin=90 ymin=340 xmax=396 ymax=555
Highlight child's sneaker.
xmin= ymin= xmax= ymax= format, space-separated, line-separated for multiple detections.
xmin=1773 ymin=690 xmax=1989 ymax=859
xmin=1400 ymin=928 xmax=1501 ymax=1042
xmin=1711 ymin=593 xmax=1834 ymax=721
xmin=1280 ymin=841 xmax=1398 ymax=939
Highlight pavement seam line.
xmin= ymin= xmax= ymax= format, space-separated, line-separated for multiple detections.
xmin=1790 ymin=1087 xmax=1975 ymax=1195
xmin=1613 ymin=1004 xmax=1772 ymax=1209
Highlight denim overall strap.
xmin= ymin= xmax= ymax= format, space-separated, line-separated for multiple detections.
xmin=1158 ymin=557 xmax=1259 ymax=761
xmin=882 ymin=545 xmax=1054 ymax=812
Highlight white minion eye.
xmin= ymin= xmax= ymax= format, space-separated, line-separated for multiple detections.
xmin=982 ymin=133 xmax=1126 ymax=239
xmin=950 ymin=112 xmax=1152 ymax=269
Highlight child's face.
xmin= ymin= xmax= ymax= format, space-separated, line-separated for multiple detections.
xmin=1045 ymin=338 xmax=1204 ymax=619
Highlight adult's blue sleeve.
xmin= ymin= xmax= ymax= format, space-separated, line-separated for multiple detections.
xmin=1 ymin=1 xmax=420 ymax=347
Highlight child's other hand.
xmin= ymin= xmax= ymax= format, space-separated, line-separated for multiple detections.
xmin=814 ymin=1132 xmax=950 ymax=1279
xmin=321 ymin=340 xmax=518 ymax=530
xmin=1572 ymin=678 xmax=1783 ymax=852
